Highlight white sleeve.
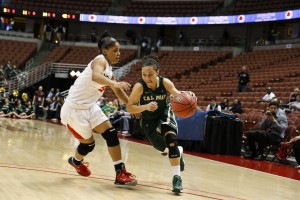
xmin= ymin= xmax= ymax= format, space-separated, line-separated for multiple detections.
xmin=262 ymin=94 xmax=268 ymax=101
xmin=206 ymin=105 xmax=210 ymax=111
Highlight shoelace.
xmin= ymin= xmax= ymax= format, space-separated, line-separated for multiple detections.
xmin=120 ymin=170 xmax=136 ymax=179
xmin=79 ymin=162 xmax=89 ymax=168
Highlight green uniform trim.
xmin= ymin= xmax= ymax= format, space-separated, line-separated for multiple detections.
xmin=15 ymin=105 xmax=26 ymax=115
xmin=25 ymin=106 xmax=34 ymax=115
xmin=138 ymin=76 xmax=178 ymax=152
xmin=1 ymin=104 xmax=13 ymax=114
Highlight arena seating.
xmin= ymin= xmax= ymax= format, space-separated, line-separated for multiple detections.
xmin=100 ymin=48 xmax=300 ymax=121
xmin=123 ymin=0 xmax=223 ymax=16
xmin=0 ymin=39 xmax=37 ymax=68
xmin=43 ymin=45 xmax=137 ymax=67
xmin=9 ymin=0 xmax=112 ymax=14
xmin=227 ymin=0 xmax=300 ymax=14
xmin=102 ymin=50 xmax=232 ymax=101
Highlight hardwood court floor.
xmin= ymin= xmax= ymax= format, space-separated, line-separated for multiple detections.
xmin=1 ymin=118 xmax=300 ymax=200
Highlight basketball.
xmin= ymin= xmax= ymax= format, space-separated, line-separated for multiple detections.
xmin=170 ymin=91 xmax=197 ymax=118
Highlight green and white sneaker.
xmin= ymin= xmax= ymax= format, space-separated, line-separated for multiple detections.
xmin=172 ymin=175 xmax=183 ymax=193
xmin=178 ymin=146 xmax=185 ymax=172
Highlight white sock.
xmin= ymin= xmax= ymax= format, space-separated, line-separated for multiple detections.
xmin=114 ymin=160 xmax=123 ymax=165
xmin=172 ymin=165 xmax=181 ymax=176
xmin=178 ymin=146 xmax=183 ymax=157
xmin=74 ymin=157 xmax=82 ymax=161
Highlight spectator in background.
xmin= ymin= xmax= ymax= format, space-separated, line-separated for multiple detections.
xmin=237 ymin=66 xmax=250 ymax=92
xmin=206 ymin=97 xmax=221 ymax=112
xmin=178 ymin=31 xmax=184 ymax=46
xmin=44 ymin=22 xmax=53 ymax=46
xmin=112 ymin=100 xmax=132 ymax=136
xmin=20 ymin=101 xmax=35 ymax=119
xmin=33 ymin=86 xmax=45 ymax=119
xmin=140 ymin=36 xmax=149 ymax=58
xmin=46 ymin=88 xmax=55 ymax=101
xmin=46 ymin=96 xmax=57 ymax=120
xmin=229 ymin=98 xmax=243 ymax=114
xmin=55 ymin=24 xmax=64 ymax=43
xmin=0 ymin=65 xmax=5 ymax=81
xmin=9 ymin=65 xmax=19 ymax=78
xmin=288 ymin=94 xmax=300 ymax=112
xmin=101 ymin=100 xmax=116 ymax=117
xmin=55 ymin=88 xmax=61 ymax=97
xmin=55 ymin=96 xmax=63 ymax=121
xmin=0 ymin=97 xmax=14 ymax=117
xmin=244 ymin=101 xmax=288 ymax=160
xmin=287 ymin=135 xmax=300 ymax=168
xmin=11 ymin=99 xmax=26 ymax=118
xmin=90 ymin=26 xmax=97 ymax=43
xmin=259 ymin=87 xmax=276 ymax=102
xmin=289 ymin=87 xmax=300 ymax=103
xmin=5 ymin=60 xmax=12 ymax=79
xmin=220 ymin=98 xmax=230 ymax=110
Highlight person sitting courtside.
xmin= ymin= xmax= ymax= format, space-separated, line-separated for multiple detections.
xmin=206 ymin=97 xmax=221 ymax=112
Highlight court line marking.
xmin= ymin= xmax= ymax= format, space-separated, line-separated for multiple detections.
xmin=0 ymin=162 xmax=245 ymax=200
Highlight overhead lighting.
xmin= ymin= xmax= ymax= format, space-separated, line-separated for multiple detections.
xmin=70 ymin=70 xmax=76 ymax=77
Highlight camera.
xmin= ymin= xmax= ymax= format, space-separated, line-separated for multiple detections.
xmin=266 ymin=111 xmax=272 ymax=115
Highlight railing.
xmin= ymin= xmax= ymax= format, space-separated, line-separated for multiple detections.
xmin=1 ymin=62 xmax=130 ymax=94
xmin=1 ymin=63 xmax=52 ymax=92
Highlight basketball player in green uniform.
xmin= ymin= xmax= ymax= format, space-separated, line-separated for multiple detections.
xmin=127 ymin=55 xmax=193 ymax=193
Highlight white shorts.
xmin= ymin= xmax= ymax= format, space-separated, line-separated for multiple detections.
xmin=60 ymin=102 xmax=108 ymax=139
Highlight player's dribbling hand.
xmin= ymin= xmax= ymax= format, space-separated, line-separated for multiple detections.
xmin=114 ymin=81 xmax=131 ymax=91
xmin=146 ymin=101 xmax=158 ymax=112
xmin=184 ymin=91 xmax=196 ymax=98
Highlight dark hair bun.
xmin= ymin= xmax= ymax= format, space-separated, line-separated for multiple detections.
xmin=100 ymin=30 xmax=111 ymax=40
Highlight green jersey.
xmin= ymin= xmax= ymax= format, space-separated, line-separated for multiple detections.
xmin=138 ymin=76 xmax=178 ymax=152
xmin=138 ymin=76 xmax=169 ymax=121
xmin=1 ymin=103 xmax=13 ymax=114
xmin=15 ymin=105 xmax=25 ymax=115
xmin=25 ymin=106 xmax=34 ymax=115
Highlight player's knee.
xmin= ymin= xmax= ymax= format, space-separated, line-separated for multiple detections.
xmin=101 ymin=127 xmax=120 ymax=147
xmin=165 ymin=133 xmax=180 ymax=158
xmin=77 ymin=141 xmax=95 ymax=156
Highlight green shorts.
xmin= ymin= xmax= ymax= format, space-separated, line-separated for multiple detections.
xmin=141 ymin=108 xmax=178 ymax=152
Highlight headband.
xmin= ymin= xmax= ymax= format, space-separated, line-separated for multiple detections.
xmin=100 ymin=37 xmax=117 ymax=50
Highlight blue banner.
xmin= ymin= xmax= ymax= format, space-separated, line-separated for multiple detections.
xmin=80 ymin=9 xmax=300 ymax=25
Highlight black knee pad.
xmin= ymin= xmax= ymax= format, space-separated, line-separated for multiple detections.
xmin=78 ymin=141 xmax=95 ymax=156
xmin=101 ymin=127 xmax=120 ymax=147
xmin=165 ymin=133 xmax=180 ymax=158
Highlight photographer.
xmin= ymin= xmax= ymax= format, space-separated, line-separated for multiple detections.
xmin=244 ymin=100 xmax=288 ymax=160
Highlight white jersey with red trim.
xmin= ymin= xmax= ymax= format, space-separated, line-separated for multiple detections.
xmin=66 ymin=54 xmax=113 ymax=109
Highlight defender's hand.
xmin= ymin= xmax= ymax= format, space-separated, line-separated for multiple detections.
xmin=114 ymin=81 xmax=131 ymax=91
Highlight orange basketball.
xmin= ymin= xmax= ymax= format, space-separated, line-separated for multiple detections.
xmin=170 ymin=91 xmax=197 ymax=118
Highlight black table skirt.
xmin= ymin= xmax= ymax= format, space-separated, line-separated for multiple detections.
xmin=204 ymin=116 xmax=243 ymax=155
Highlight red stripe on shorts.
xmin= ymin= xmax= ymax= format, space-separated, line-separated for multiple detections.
xmin=67 ymin=124 xmax=84 ymax=139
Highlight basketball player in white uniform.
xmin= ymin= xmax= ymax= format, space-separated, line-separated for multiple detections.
xmin=61 ymin=30 xmax=137 ymax=186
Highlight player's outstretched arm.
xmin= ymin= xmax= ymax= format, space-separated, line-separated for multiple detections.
xmin=163 ymin=78 xmax=181 ymax=97
xmin=110 ymin=75 xmax=130 ymax=104
xmin=91 ymin=58 xmax=131 ymax=91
